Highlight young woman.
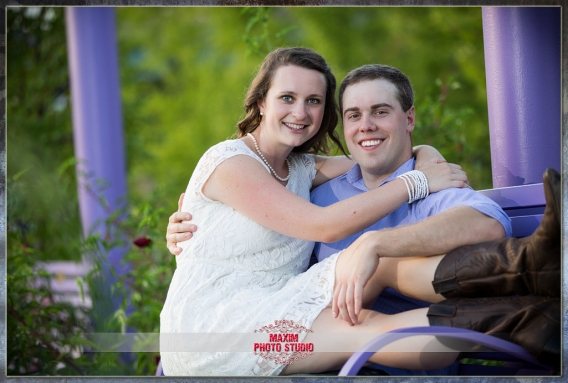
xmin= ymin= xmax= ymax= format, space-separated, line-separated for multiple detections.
xmin=159 ymin=47 xmax=559 ymax=376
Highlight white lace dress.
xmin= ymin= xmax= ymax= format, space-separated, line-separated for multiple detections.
xmin=160 ymin=139 xmax=339 ymax=376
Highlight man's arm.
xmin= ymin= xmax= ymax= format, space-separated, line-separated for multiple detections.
xmin=369 ymin=206 xmax=506 ymax=258
xmin=166 ymin=193 xmax=197 ymax=255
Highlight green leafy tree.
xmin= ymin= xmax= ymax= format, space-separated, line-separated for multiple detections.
xmin=116 ymin=6 xmax=491 ymax=200
xmin=7 ymin=7 xmax=81 ymax=261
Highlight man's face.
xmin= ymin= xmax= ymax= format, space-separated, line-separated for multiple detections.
xmin=342 ymin=78 xmax=415 ymax=187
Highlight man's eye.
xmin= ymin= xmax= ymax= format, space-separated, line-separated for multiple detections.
xmin=348 ymin=113 xmax=360 ymax=119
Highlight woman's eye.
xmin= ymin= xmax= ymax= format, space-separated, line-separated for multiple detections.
xmin=307 ymin=98 xmax=320 ymax=104
xmin=282 ymin=95 xmax=293 ymax=102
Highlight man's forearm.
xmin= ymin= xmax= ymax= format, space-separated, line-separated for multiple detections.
xmin=369 ymin=206 xmax=506 ymax=258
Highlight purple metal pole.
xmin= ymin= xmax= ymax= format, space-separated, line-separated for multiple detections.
xmin=65 ymin=8 xmax=130 ymax=290
xmin=482 ymin=7 xmax=560 ymax=188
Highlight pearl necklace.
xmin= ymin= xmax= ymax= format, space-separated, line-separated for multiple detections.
xmin=247 ymin=133 xmax=291 ymax=182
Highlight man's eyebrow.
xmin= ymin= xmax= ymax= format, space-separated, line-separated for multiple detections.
xmin=343 ymin=103 xmax=394 ymax=117
xmin=343 ymin=106 xmax=360 ymax=117
xmin=371 ymin=103 xmax=394 ymax=110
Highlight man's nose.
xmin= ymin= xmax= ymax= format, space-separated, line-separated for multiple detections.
xmin=359 ymin=113 xmax=377 ymax=132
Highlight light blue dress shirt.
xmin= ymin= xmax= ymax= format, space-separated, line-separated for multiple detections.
xmin=309 ymin=158 xmax=512 ymax=376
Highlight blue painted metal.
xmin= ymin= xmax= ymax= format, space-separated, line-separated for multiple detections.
xmin=482 ymin=7 xmax=561 ymax=188
xmin=65 ymin=7 xmax=130 ymax=313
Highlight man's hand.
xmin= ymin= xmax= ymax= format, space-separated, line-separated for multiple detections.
xmin=166 ymin=193 xmax=197 ymax=256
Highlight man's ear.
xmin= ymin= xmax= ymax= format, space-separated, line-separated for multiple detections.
xmin=406 ymin=105 xmax=415 ymax=133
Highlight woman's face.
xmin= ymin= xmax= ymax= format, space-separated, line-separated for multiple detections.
xmin=257 ymin=65 xmax=327 ymax=149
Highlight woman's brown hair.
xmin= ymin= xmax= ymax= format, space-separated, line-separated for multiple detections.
xmin=237 ymin=47 xmax=346 ymax=155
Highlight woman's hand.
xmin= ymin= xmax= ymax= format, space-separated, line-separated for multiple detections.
xmin=418 ymin=160 xmax=469 ymax=193
xmin=166 ymin=193 xmax=197 ymax=255
xmin=413 ymin=145 xmax=469 ymax=192
xmin=332 ymin=232 xmax=379 ymax=326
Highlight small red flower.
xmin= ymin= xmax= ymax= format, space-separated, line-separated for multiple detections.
xmin=133 ymin=236 xmax=152 ymax=248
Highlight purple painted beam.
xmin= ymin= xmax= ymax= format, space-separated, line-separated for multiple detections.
xmin=482 ymin=7 xmax=560 ymax=188
xmin=65 ymin=8 xmax=130 ymax=283
xmin=479 ymin=183 xmax=545 ymax=238
xmin=338 ymin=326 xmax=552 ymax=376
xmin=479 ymin=183 xmax=544 ymax=209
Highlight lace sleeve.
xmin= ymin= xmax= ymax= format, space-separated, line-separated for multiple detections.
xmin=295 ymin=153 xmax=316 ymax=183
xmin=188 ymin=140 xmax=263 ymax=201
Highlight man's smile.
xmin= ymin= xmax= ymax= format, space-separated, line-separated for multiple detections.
xmin=359 ymin=138 xmax=384 ymax=148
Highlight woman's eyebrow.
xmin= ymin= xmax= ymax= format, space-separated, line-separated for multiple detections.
xmin=277 ymin=91 xmax=324 ymax=98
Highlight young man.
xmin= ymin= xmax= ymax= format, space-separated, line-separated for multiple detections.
xmin=311 ymin=65 xmax=510 ymax=314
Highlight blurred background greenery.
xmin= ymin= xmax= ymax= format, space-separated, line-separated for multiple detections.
xmin=8 ymin=6 xmax=491 ymax=262
xmin=7 ymin=6 xmax=493 ymax=375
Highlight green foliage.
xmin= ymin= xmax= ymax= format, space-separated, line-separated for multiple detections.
xmin=242 ymin=7 xmax=273 ymax=56
xmin=7 ymin=227 xmax=90 ymax=375
xmin=413 ymin=76 xmax=490 ymax=187
xmin=7 ymin=7 xmax=81 ymax=261
xmin=460 ymin=358 xmax=507 ymax=367
xmin=241 ymin=7 xmax=297 ymax=57
xmin=111 ymin=191 xmax=176 ymax=374
xmin=7 ymin=169 xmax=122 ymax=375
xmin=115 ymin=7 xmax=492 ymax=197
xmin=7 ymin=171 xmax=171 ymax=375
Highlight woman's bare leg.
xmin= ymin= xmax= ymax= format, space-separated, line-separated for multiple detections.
xmin=281 ymin=249 xmax=457 ymax=374
xmin=281 ymin=307 xmax=459 ymax=375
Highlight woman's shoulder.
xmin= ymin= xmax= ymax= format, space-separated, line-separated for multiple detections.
xmin=203 ymin=138 xmax=253 ymax=159
xmin=208 ymin=137 xmax=247 ymax=151
xmin=189 ymin=138 xmax=256 ymax=197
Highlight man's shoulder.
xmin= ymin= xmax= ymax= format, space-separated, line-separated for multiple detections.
xmin=422 ymin=186 xmax=495 ymax=206
xmin=313 ymin=172 xmax=348 ymax=189
xmin=310 ymin=172 xmax=353 ymax=205
xmin=313 ymin=170 xmax=352 ymax=192
xmin=419 ymin=185 xmax=509 ymax=219
xmin=429 ymin=185 xmax=490 ymax=199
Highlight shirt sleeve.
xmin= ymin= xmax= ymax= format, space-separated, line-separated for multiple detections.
xmin=415 ymin=187 xmax=513 ymax=237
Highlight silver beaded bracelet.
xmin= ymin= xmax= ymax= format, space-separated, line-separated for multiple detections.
xmin=397 ymin=170 xmax=430 ymax=203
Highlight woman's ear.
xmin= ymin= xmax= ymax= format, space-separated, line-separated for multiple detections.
xmin=257 ymin=99 xmax=265 ymax=116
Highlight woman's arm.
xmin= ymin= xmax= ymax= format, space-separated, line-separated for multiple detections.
xmin=413 ymin=145 xmax=446 ymax=168
xmin=203 ymin=154 xmax=467 ymax=243
xmin=412 ymin=145 xmax=446 ymax=162
xmin=312 ymin=145 xmax=451 ymax=189
xmin=312 ymin=155 xmax=355 ymax=188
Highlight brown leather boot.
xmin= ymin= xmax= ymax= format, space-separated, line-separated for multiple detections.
xmin=432 ymin=168 xmax=561 ymax=298
xmin=427 ymin=295 xmax=560 ymax=369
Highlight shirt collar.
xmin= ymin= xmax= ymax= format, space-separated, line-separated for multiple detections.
xmin=346 ymin=158 xmax=416 ymax=191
